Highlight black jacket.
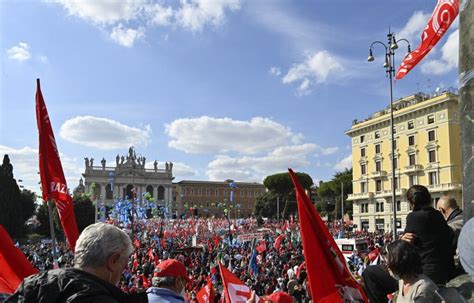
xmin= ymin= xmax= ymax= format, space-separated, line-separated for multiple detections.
xmin=6 ymin=268 xmax=147 ymax=303
xmin=405 ymin=206 xmax=455 ymax=284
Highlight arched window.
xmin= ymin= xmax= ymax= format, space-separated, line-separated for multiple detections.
xmin=125 ymin=184 xmax=134 ymax=199
xmin=158 ymin=186 xmax=165 ymax=200
xmin=105 ymin=184 xmax=113 ymax=199
xmin=93 ymin=184 xmax=101 ymax=199
xmin=146 ymin=185 xmax=154 ymax=197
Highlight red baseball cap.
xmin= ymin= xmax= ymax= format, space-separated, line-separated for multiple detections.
xmin=155 ymin=259 xmax=191 ymax=282
xmin=264 ymin=292 xmax=293 ymax=303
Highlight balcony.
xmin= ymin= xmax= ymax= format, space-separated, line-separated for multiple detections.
xmin=427 ymin=183 xmax=462 ymax=193
xmin=371 ymin=170 xmax=387 ymax=178
xmin=347 ymin=192 xmax=374 ymax=201
xmin=375 ymin=188 xmax=407 ymax=198
xmin=403 ymin=164 xmax=423 ymax=174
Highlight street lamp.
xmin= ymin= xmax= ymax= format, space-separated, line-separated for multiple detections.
xmin=367 ymin=30 xmax=410 ymax=241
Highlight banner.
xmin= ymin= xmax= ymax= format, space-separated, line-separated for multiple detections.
xmin=196 ymin=280 xmax=215 ymax=303
xmin=219 ymin=262 xmax=261 ymax=303
xmin=289 ymin=169 xmax=367 ymax=303
xmin=36 ymin=79 xmax=79 ymax=252
xmin=396 ymin=0 xmax=459 ymax=79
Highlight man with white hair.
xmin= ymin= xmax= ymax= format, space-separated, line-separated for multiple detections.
xmin=7 ymin=223 xmax=147 ymax=302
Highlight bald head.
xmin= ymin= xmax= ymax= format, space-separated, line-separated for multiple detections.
xmin=437 ymin=196 xmax=458 ymax=220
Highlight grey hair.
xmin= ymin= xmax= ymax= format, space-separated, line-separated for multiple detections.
xmin=74 ymin=223 xmax=133 ymax=268
xmin=152 ymin=276 xmax=177 ymax=287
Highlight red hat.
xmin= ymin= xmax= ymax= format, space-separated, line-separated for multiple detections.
xmin=264 ymin=292 xmax=293 ymax=303
xmin=155 ymin=259 xmax=191 ymax=282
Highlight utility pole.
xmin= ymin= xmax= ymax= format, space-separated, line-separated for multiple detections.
xmin=460 ymin=0 xmax=474 ymax=221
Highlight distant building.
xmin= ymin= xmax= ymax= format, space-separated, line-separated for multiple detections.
xmin=173 ymin=180 xmax=266 ymax=218
xmin=80 ymin=147 xmax=174 ymax=209
xmin=346 ymin=92 xmax=462 ymax=232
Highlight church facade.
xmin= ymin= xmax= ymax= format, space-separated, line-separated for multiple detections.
xmin=80 ymin=147 xmax=174 ymax=209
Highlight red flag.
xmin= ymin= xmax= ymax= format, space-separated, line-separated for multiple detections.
xmin=218 ymin=262 xmax=261 ymax=303
xmin=134 ymin=238 xmax=141 ymax=249
xmin=147 ymin=248 xmax=154 ymax=260
xmin=256 ymin=240 xmax=266 ymax=254
xmin=36 ymin=79 xmax=79 ymax=252
xmin=396 ymin=0 xmax=459 ymax=79
xmin=274 ymin=235 xmax=285 ymax=251
xmin=196 ymin=280 xmax=215 ymax=303
xmin=281 ymin=220 xmax=288 ymax=232
xmin=0 ymin=225 xmax=38 ymax=294
xmin=288 ymin=169 xmax=367 ymax=303
xmin=142 ymin=274 xmax=150 ymax=289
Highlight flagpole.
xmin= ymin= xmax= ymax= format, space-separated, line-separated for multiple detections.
xmin=341 ymin=182 xmax=344 ymax=233
xmin=47 ymin=199 xmax=58 ymax=266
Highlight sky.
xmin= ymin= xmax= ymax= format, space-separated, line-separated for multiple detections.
xmin=0 ymin=0 xmax=459 ymax=195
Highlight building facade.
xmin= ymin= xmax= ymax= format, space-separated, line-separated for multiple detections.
xmin=80 ymin=147 xmax=174 ymax=209
xmin=172 ymin=180 xmax=266 ymax=218
xmin=346 ymin=92 xmax=462 ymax=232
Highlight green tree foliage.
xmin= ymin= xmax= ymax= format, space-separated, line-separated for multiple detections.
xmin=20 ymin=189 xmax=36 ymax=223
xmin=35 ymin=201 xmax=62 ymax=237
xmin=0 ymin=155 xmax=24 ymax=238
xmin=259 ymin=172 xmax=314 ymax=218
xmin=317 ymin=168 xmax=353 ymax=219
xmin=72 ymin=194 xmax=95 ymax=233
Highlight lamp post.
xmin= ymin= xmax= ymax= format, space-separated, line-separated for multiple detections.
xmin=367 ymin=30 xmax=410 ymax=241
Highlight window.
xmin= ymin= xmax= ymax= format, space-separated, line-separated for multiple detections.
xmin=380 ymin=202 xmax=384 ymax=212
xmin=361 ymin=164 xmax=367 ymax=175
xmin=376 ymin=202 xmax=384 ymax=213
xmin=408 ymin=121 xmax=414 ymax=129
xmin=429 ymin=150 xmax=436 ymax=163
xmin=375 ymin=131 xmax=380 ymax=139
xmin=428 ymin=130 xmax=436 ymax=141
xmin=223 ymin=189 xmax=227 ymax=196
xmin=375 ymin=161 xmax=381 ymax=172
xmin=375 ymin=144 xmax=381 ymax=154
xmin=361 ymin=203 xmax=369 ymax=213
xmin=409 ymin=154 xmax=416 ymax=166
xmin=360 ymin=135 xmax=365 ymax=143
xmin=429 ymin=172 xmax=438 ymax=185
xmin=360 ymin=182 xmax=367 ymax=193
xmin=190 ymin=189 xmax=195 ymax=195
xmin=198 ymin=189 xmax=202 ymax=196
xmin=215 ymin=189 xmax=219 ymax=196
xmin=206 ymin=189 xmax=210 ymax=196
xmin=341 ymin=245 xmax=354 ymax=252
xmin=392 ymin=126 xmax=397 ymax=134
xmin=428 ymin=114 xmax=435 ymax=124
xmin=396 ymin=201 xmax=401 ymax=212
xmin=376 ymin=180 xmax=382 ymax=192
xmin=408 ymin=135 xmax=415 ymax=146
xmin=361 ymin=148 xmax=366 ymax=157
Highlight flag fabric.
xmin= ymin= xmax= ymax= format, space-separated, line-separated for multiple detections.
xmin=288 ymin=169 xmax=367 ymax=303
xmin=256 ymin=240 xmax=266 ymax=254
xmin=134 ymin=238 xmax=141 ymax=249
xmin=0 ymin=225 xmax=38 ymax=294
xmin=196 ymin=280 xmax=215 ymax=303
xmin=36 ymin=79 xmax=79 ymax=252
xmin=395 ymin=0 xmax=459 ymax=79
xmin=219 ymin=262 xmax=261 ymax=303
xmin=274 ymin=234 xmax=285 ymax=251
xmin=248 ymin=240 xmax=258 ymax=278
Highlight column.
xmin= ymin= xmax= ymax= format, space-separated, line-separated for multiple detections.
xmin=100 ymin=183 xmax=106 ymax=201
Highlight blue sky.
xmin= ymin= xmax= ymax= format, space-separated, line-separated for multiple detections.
xmin=0 ymin=0 xmax=459 ymax=194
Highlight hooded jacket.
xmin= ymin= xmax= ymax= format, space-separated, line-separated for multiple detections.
xmin=6 ymin=268 xmax=147 ymax=303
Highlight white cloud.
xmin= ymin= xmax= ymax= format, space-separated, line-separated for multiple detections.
xmin=56 ymin=0 xmax=143 ymax=25
xmin=7 ymin=42 xmax=31 ymax=61
xmin=421 ymin=29 xmax=458 ymax=75
xmin=318 ymin=146 xmax=339 ymax=156
xmin=0 ymin=145 xmax=82 ymax=195
xmin=281 ymin=50 xmax=343 ymax=95
xmin=110 ymin=23 xmax=144 ymax=47
xmin=38 ymin=55 xmax=49 ymax=64
xmin=269 ymin=66 xmax=281 ymax=76
xmin=334 ymin=155 xmax=352 ymax=171
xmin=397 ymin=11 xmax=430 ymax=44
xmin=146 ymin=3 xmax=174 ymax=26
xmin=166 ymin=116 xmax=303 ymax=155
xmin=175 ymin=0 xmax=241 ymax=32
xmin=60 ymin=116 xmax=151 ymax=150
xmin=145 ymin=161 xmax=197 ymax=178
xmin=206 ymin=144 xmax=317 ymax=181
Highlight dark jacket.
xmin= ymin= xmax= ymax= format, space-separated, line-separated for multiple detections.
xmin=405 ymin=206 xmax=455 ymax=284
xmin=6 ymin=268 xmax=147 ymax=303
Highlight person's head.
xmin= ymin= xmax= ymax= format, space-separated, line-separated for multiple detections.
xmin=436 ymin=196 xmax=459 ymax=220
xmin=406 ymin=185 xmax=431 ymax=211
xmin=74 ymin=223 xmax=133 ymax=286
xmin=386 ymin=240 xmax=422 ymax=280
xmin=264 ymin=291 xmax=293 ymax=303
xmin=153 ymin=259 xmax=190 ymax=296
xmin=458 ymin=218 xmax=474 ymax=276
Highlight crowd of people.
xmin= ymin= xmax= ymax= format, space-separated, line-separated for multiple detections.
xmin=5 ymin=185 xmax=474 ymax=302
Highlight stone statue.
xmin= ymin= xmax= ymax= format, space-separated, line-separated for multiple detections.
xmin=120 ymin=155 xmax=125 ymax=164
xmin=116 ymin=154 xmax=120 ymax=166
xmin=153 ymin=160 xmax=158 ymax=171
xmin=165 ymin=162 xmax=169 ymax=171
xmin=101 ymin=158 xmax=106 ymax=169
xmin=129 ymin=146 xmax=134 ymax=159
xmin=169 ymin=162 xmax=173 ymax=171
xmin=84 ymin=157 xmax=89 ymax=168
xmin=137 ymin=157 xmax=141 ymax=166
xmin=142 ymin=157 xmax=146 ymax=167
xmin=90 ymin=158 xmax=94 ymax=167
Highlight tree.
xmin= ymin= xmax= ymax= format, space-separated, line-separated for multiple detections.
xmin=73 ymin=194 xmax=95 ymax=233
xmin=254 ymin=191 xmax=279 ymax=218
xmin=0 ymin=155 xmax=23 ymax=238
xmin=317 ymin=168 xmax=353 ymax=220
xmin=35 ymin=201 xmax=62 ymax=237
xmin=261 ymin=172 xmax=314 ymax=218
xmin=20 ymin=189 xmax=36 ymax=223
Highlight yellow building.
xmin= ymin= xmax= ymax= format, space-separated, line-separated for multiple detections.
xmin=346 ymin=92 xmax=462 ymax=232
